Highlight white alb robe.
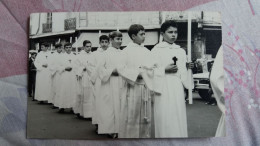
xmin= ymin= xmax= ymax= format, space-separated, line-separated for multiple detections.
xmin=90 ymin=48 xmax=106 ymax=125
xmin=118 ymin=42 xmax=157 ymax=138
xmin=54 ymin=53 xmax=78 ymax=109
xmin=48 ymin=52 xmax=63 ymax=104
xmin=210 ymin=46 xmax=225 ymax=137
xmin=34 ymin=51 xmax=52 ymax=101
xmin=74 ymin=51 xmax=95 ymax=118
xmin=97 ymin=47 xmax=124 ymax=134
xmin=152 ymin=42 xmax=189 ymax=138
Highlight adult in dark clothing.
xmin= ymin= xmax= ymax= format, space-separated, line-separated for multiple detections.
xmin=28 ymin=52 xmax=37 ymax=100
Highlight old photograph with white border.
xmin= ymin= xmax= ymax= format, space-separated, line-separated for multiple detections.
xmin=27 ymin=11 xmax=224 ymax=139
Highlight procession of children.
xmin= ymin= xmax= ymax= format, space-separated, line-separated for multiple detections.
xmin=28 ymin=20 xmax=195 ymax=138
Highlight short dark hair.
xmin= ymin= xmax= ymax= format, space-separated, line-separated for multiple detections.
xmin=128 ymin=24 xmax=144 ymax=40
xmin=31 ymin=52 xmax=37 ymax=55
xmin=83 ymin=40 xmax=91 ymax=47
xmin=99 ymin=35 xmax=109 ymax=42
xmin=55 ymin=43 xmax=62 ymax=48
xmin=64 ymin=42 xmax=72 ymax=48
xmin=109 ymin=31 xmax=123 ymax=39
xmin=160 ymin=20 xmax=178 ymax=33
xmin=41 ymin=42 xmax=49 ymax=47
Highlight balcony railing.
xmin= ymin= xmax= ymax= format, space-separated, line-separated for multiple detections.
xmin=42 ymin=23 xmax=52 ymax=33
xmin=64 ymin=18 xmax=76 ymax=30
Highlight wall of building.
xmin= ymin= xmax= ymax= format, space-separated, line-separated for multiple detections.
xmin=29 ymin=11 xmax=221 ymax=59
xmin=30 ymin=12 xmax=80 ymax=35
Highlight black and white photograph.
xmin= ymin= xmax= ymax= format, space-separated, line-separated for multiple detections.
xmin=27 ymin=11 xmax=224 ymax=139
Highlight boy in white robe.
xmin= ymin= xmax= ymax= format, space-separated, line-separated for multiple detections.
xmin=34 ymin=43 xmax=52 ymax=103
xmin=118 ymin=24 xmax=159 ymax=138
xmin=90 ymin=35 xmax=109 ymax=131
xmin=49 ymin=43 xmax=63 ymax=107
xmin=54 ymin=43 xmax=78 ymax=112
xmin=74 ymin=40 xmax=95 ymax=118
xmin=210 ymin=46 xmax=225 ymax=137
xmin=151 ymin=20 xmax=193 ymax=138
xmin=97 ymin=31 xmax=124 ymax=138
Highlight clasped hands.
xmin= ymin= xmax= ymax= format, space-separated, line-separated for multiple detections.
xmin=165 ymin=63 xmax=178 ymax=73
xmin=165 ymin=62 xmax=194 ymax=73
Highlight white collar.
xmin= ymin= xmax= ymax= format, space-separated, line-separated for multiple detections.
xmin=127 ymin=42 xmax=144 ymax=47
xmin=81 ymin=51 xmax=91 ymax=54
xmin=97 ymin=47 xmax=106 ymax=52
xmin=155 ymin=41 xmax=181 ymax=49
xmin=108 ymin=46 xmax=121 ymax=52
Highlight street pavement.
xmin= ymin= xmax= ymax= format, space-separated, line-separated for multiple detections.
xmin=27 ymin=92 xmax=222 ymax=139
xmin=186 ymin=93 xmax=222 ymax=137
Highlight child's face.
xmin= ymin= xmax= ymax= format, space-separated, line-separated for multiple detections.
xmin=57 ymin=47 xmax=62 ymax=53
xmin=133 ymin=30 xmax=145 ymax=45
xmin=162 ymin=26 xmax=178 ymax=44
xmin=65 ymin=45 xmax=72 ymax=54
xmin=99 ymin=40 xmax=109 ymax=50
xmin=111 ymin=37 xmax=122 ymax=49
xmin=41 ymin=45 xmax=47 ymax=52
xmin=84 ymin=43 xmax=92 ymax=53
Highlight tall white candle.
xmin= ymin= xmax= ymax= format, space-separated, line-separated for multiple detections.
xmin=188 ymin=11 xmax=193 ymax=104
xmin=99 ymin=30 xmax=101 ymax=37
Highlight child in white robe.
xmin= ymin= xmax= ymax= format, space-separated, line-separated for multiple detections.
xmin=54 ymin=43 xmax=78 ymax=112
xmin=97 ymin=31 xmax=124 ymax=138
xmin=34 ymin=43 xmax=52 ymax=103
xmin=49 ymin=43 xmax=63 ymax=105
xmin=90 ymin=35 xmax=110 ymax=131
xmin=152 ymin=20 xmax=193 ymax=138
xmin=118 ymin=24 xmax=159 ymax=138
xmin=74 ymin=40 xmax=95 ymax=118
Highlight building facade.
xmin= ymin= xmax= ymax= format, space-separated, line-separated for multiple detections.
xmin=29 ymin=11 xmax=221 ymax=60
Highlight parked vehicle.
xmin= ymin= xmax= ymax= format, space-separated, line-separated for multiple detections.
xmin=193 ymin=60 xmax=214 ymax=100
xmin=193 ymin=72 xmax=211 ymax=100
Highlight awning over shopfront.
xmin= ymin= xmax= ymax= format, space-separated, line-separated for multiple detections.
xmin=29 ymin=30 xmax=75 ymax=39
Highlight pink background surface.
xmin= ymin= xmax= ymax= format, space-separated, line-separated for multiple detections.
xmin=0 ymin=0 xmax=260 ymax=145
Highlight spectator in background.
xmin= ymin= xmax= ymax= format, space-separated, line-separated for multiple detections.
xmin=28 ymin=51 xmax=37 ymax=100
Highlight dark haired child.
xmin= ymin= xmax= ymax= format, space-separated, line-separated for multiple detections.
xmin=97 ymin=31 xmax=124 ymax=138
xmin=34 ymin=42 xmax=52 ymax=104
xmin=151 ymin=20 xmax=192 ymax=137
xmin=73 ymin=40 xmax=95 ymax=120
xmin=54 ymin=43 xmax=78 ymax=113
xmin=49 ymin=43 xmax=64 ymax=107
xmin=118 ymin=24 xmax=158 ymax=138
xmin=90 ymin=35 xmax=110 ymax=130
